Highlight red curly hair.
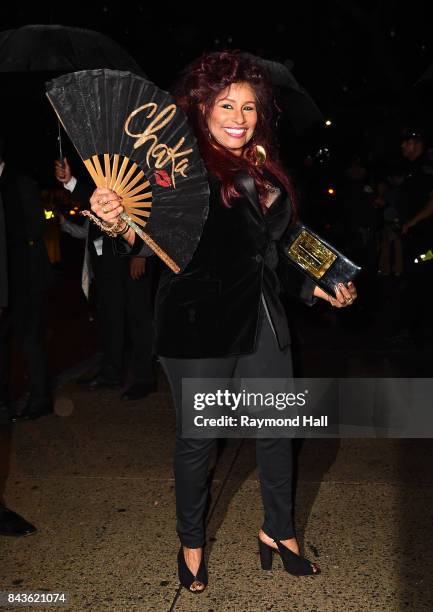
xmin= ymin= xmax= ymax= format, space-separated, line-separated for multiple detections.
xmin=174 ymin=50 xmax=297 ymax=217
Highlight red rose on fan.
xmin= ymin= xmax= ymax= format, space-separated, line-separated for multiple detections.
xmin=154 ymin=169 xmax=172 ymax=187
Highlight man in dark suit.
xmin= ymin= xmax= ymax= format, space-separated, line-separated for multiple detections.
xmin=0 ymin=144 xmax=37 ymax=537
xmin=0 ymin=169 xmax=9 ymax=418
xmin=55 ymin=158 xmax=156 ymax=399
xmin=0 ymin=138 xmax=52 ymax=421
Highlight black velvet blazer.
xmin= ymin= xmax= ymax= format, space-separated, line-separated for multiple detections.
xmin=151 ymin=170 xmax=317 ymax=359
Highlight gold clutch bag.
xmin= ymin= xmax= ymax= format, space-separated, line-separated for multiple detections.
xmin=281 ymin=223 xmax=362 ymax=295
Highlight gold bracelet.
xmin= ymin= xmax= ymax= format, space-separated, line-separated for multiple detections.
xmin=80 ymin=211 xmax=126 ymax=238
xmin=118 ymin=221 xmax=129 ymax=236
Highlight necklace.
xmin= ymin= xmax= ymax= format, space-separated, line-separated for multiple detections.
xmin=265 ymin=183 xmax=279 ymax=194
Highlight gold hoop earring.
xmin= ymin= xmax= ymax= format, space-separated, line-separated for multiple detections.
xmin=254 ymin=145 xmax=267 ymax=166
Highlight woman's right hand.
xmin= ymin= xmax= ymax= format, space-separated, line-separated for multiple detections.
xmin=89 ymin=188 xmax=123 ymax=226
xmin=314 ymin=281 xmax=357 ymax=307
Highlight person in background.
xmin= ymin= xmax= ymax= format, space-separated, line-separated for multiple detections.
xmin=0 ymin=138 xmax=52 ymax=421
xmin=54 ymin=159 xmax=156 ymax=400
xmin=341 ymin=155 xmax=378 ymax=270
xmin=394 ymin=129 xmax=433 ymax=343
xmin=377 ymin=166 xmax=404 ymax=277
xmin=0 ymin=143 xmax=38 ymax=537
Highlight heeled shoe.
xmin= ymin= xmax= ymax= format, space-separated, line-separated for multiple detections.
xmin=258 ymin=537 xmax=320 ymax=576
xmin=177 ymin=547 xmax=208 ymax=593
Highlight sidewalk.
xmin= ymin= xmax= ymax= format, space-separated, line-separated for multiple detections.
xmin=1 ymin=368 xmax=432 ymax=611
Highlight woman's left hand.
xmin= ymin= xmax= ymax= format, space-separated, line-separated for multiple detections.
xmin=314 ymin=281 xmax=357 ymax=308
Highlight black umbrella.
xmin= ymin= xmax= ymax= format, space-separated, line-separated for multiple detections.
xmin=0 ymin=24 xmax=146 ymax=163
xmin=0 ymin=24 xmax=145 ymax=75
xmin=415 ymin=62 xmax=433 ymax=86
xmin=241 ymin=53 xmax=323 ymax=133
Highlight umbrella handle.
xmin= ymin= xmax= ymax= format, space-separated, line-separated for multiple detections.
xmin=57 ymin=120 xmax=64 ymax=165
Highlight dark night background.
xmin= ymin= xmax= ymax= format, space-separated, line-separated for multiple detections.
xmin=2 ymin=3 xmax=433 ymax=353
xmin=2 ymin=2 xmax=433 ymax=353
xmin=1 ymin=2 xmax=433 ymax=178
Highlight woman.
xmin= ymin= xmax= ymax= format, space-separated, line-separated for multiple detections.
xmin=89 ymin=51 xmax=357 ymax=593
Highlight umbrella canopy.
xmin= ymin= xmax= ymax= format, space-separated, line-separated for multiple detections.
xmin=241 ymin=53 xmax=323 ymax=133
xmin=0 ymin=24 xmax=146 ymax=173
xmin=0 ymin=24 xmax=145 ymax=75
xmin=415 ymin=62 xmax=433 ymax=85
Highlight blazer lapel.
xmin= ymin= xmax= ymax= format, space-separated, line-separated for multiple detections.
xmin=234 ymin=170 xmax=263 ymax=220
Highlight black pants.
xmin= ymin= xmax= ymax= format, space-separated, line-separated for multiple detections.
xmin=0 ymin=290 xmax=49 ymax=402
xmin=160 ymin=310 xmax=294 ymax=548
xmin=91 ymin=246 xmax=155 ymax=384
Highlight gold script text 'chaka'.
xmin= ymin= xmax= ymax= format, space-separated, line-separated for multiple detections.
xmin=124 ymin=103 xmax=192 ymax=188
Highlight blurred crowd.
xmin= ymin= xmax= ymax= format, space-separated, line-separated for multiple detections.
xmin=297 ymin=127 xmax=433 ymax=345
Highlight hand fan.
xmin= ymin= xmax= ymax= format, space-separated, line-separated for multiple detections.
xmin=46 ymin=69 xmax=209 ymax=272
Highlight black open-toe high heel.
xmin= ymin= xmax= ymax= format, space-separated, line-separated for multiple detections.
xmin=177 ymin=547 xmax=208 ymax=593
xmin=258 ymin=537 xmax=320 ymax=576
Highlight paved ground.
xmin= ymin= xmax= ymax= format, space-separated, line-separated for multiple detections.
xmin=1 ymin=364 xmax=432 ymax=611
xmin=2 ymin=254 xmax=433 ymax=610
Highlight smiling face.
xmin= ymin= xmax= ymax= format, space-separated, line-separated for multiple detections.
xmin=205 ymin=82 xmax=258 ymax=156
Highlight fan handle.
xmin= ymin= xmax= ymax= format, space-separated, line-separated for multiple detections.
xmin=119 ymin=212 xmax=180 ymax=273
xmin=83 ymin=154 xmax=180 ymax=273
